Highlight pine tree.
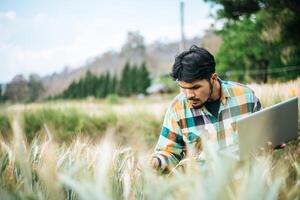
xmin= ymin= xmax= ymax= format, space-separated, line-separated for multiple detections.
xmin=119 ymin=61 xmax=131 ymax=96
xmin=28 ymin=74 xmax=44 ymax=102
xmin=103 ymin=72 xmax=111 ymax=97
xmin=85 ymin=70 xmax=93 ymax=96
xmin=111 ymin=74 xmax=118 ymax=94
xmin=0 ymin=84 xmax=3 ymax=102
xmin=139 ymin=62 xmax=151 ymax=94
xmin=96 ymin=74 xmax=105 ymax=98
xmin=77 ymin=79 xmax=85 ymax=98
xmin=131 ymin=65 xmax=138 ymax=94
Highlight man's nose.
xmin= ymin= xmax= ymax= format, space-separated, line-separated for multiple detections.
xmin=186 ymin=89 xmax=195 ymax=99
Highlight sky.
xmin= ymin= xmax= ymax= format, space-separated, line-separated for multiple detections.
xmin=0 ymin=0 xmax=217 ymax=83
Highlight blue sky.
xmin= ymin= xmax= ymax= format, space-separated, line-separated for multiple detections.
xmin=0 ymin=0 xmax=217 ymax=83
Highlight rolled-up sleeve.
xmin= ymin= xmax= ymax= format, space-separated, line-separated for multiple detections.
xmin=152 ymin=107 xmax=186 ymax=171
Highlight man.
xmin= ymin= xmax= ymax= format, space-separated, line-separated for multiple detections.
xmin=151 ymin=45 xmax=262 ymax=172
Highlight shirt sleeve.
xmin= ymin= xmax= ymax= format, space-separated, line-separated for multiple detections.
xmin=152 ymin=107 xmax=186 ymax=172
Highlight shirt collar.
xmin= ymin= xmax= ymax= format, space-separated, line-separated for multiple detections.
xmin=218 ymin=77 xmax=231 ymax=105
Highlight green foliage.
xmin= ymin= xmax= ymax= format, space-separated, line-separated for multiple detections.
xmin=23 ymin=109 xmax=118 ymax=142
xmin=60 ymin=62 xmax=151 ymax=100
xmin=138 ymin=62 xmax=151 ymax=93
xmin=118 ymin=62 xmax=131 ymax=96
xmin=205 ymin=0 xmax=260 ymax=20
xmin=27 ymin=74 xmax=44 ymax=102
xmin=1 ymin=79 xmax=299 ymax=199
xmin=118 ymin=61 xmax=151 ymax=96
xmin=207 ymin=0 xmax=300 ymax=82
xmin=2 ymin=74 xmax=44 ymax=103
xmin=23 ymin=111 xmax=44 ymax=141
xmin=105 ymin=94 xmax=119 ymax=104
xmin=0 ymin=128 xmax=299 ymax=200
xmin=0 ymin=115 xmax=11 ymax=138
xmin=0 ymin=84 xmax=3 ymax=102
xmin=10 ymin=106 xmax=161 ymax=146
xmin=3 ymin=75 xmax=29 ymax=103
xmin=153 ymin=74 xmax=178 ymax=93
xmin=62 ymin=71 xmax=98 ymax=99
xmin=114 ymin=112 xmax=162 ymax=146
xmin=216 ymin=17 xmax=275 ymax=82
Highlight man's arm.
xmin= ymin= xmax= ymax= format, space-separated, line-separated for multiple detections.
xmin=151 ymin=107 xmax=186 ymax=172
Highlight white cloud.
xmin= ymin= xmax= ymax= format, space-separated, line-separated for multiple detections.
xmin=0 ymin=26 xmax=125 ymax=83
xmin=0 ymin=10 xmax=17 ymax=21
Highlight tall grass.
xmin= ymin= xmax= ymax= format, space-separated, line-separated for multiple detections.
xmin=0 ymin=78 xmax=299 ymax=199
xmin=0 ymin=120 xmax=299 ymax=199
xmin=1 ymin=106 xmax=162 ymax=148
xmin=248 ymin=78 xmax=300 ymax=106
xmin=22 ymin=108 xmax=117 ymax=142
xmin=0 ymin=114 xmax=11 ymax=139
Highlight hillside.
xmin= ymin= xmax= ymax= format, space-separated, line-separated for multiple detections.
xmin=41 ymin=30 xmax=221 ymax=97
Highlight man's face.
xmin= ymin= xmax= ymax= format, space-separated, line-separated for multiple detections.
xmin=177 ymin=78 xmax=212 ymax=108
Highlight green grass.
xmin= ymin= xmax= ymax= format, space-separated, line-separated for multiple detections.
xmin=0 ymin=124 xmax=299 ymax=200
xmin=22 ymin=108 xmax=118 ymax=142
xmin=0 ymin=114 xmax=11 ymax=139
xmin=0 ymin=107 xmax=161 ymax=147
xmin=0 ymin=78 xmax=299 ymax=199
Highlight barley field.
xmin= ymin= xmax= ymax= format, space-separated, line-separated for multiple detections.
xmin=0 ymin=79 xmax=299 ymax=200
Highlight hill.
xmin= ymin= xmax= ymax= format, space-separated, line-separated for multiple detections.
xmin=41 ymin=30 xmax=221 ymax=97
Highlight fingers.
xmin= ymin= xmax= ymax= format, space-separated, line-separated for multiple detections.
xmin=150 ymin=157 xmax=160 ymax=170
xmin=274 ymin=143 xmax=286 ymax=149
xmin=259 ymin=142 xmax=286 ymax=156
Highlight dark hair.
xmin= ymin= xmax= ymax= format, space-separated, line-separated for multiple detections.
xmin=170 ymin=45 xmax=215 ymax=83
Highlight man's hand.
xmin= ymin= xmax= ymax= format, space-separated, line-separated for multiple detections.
xmin=274 ymin=143 xmax=286 ymax=149
xmin=150 ymin=157 xmax=160 ymax=170
xmin=259 ymin=142 xmax=286 ymax=155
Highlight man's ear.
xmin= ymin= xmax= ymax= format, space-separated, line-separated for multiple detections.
xmin=211 ymin=73 xmax=217 ymax=81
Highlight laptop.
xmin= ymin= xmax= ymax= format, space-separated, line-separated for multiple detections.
xmin=220 ymin=96 xmax=298 ymax=160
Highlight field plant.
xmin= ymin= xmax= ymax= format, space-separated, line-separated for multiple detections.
xmin=0 ymin=78 xmax=299 ymax=199
xmin=0 ymin=119 xmax=299 ymax=200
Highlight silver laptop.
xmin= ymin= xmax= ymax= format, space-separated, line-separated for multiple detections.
xmin=220 ymin=96 xmax=298 ymax=160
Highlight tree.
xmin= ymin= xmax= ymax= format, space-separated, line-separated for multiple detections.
xmin=206 ymin=0 xmax=300 ymax=82
xmin=0 ymin=84 xmax=3 ymax=102
xmin=137 ymin=62 xmax=151 ymax=94
xmin=4 ymin=75 xmax=29 ymax=102
xmin=130 ymin=65 xmax=139 ymax=94
xmin=216 ymin=17 xmax=276 ymax=82
xmin=103 ymin=72 xmax=111 ymax=97
xmin=96 ymin=74 xmax=106 ymax=98
xmin=28 ymin=74 xmax=44 ymax=102
xmin=82 ymin=70 xmax=98 ymax=97
xmin=121 ymin=31 xmax=146 ymax=66
xmin=118 ymin=62 xmax=132 ymax=96
xmin=117 ymin=61 xmax=151 ymax=96
xmin=63 ymin=81 xmax=77 ymax=99
xmin=110 ymin=74 xmax=118 ymax=94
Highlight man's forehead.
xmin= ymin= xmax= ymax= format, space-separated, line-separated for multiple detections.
xmin=177 ymin=79 xmax=206 ymax=87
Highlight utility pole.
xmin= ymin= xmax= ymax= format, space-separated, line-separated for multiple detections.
xmin=180 ymin=0 xmax=186 ymax=52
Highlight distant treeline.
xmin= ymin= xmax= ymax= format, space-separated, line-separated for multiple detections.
xmin=55 ymin=61 xmax=151 ymax=99
xmin=0 ymin=74 xmax=44 ymax=103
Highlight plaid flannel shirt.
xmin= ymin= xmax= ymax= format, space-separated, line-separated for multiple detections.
xmin=153 ymin=78 xmax=262 ymax=170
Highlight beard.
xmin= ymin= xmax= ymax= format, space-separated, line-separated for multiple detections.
xmin=188 ymin=98 xmax=205 ymax=109
xmin=187 ymin=81 xmax=214 ymax=109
